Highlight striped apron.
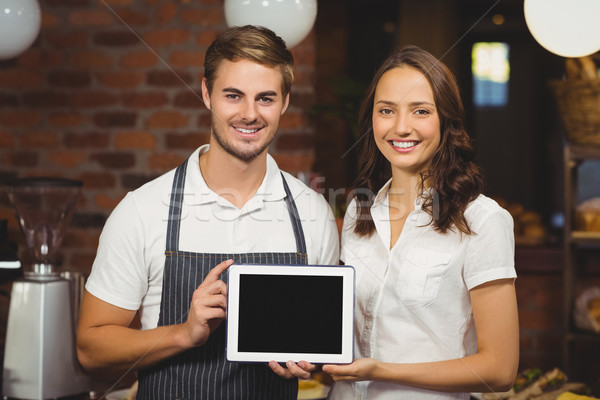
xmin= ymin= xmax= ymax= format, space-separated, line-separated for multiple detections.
xmin=137 ymin=160 xmax=307 ymax=400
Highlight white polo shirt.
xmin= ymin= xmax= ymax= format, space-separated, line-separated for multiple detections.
xmin=329 ymin=179 xmax=516 ymax=400
xmin=86 ymin=145 xmax=340 ymax=330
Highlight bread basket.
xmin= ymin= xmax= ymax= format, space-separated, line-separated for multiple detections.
xmin=549 ymin=78 xmax=600 ymax=145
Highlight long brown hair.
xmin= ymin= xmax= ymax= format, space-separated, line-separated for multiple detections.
xmin=353 ymin=45 xmax=484 ymax=236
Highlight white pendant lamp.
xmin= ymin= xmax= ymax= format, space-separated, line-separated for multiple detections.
xmin=0 ymin=0 xmax=41 ymax=60
xmin=224 ymin=0 xmax=317 ymax=49
xmin=524 ymin=0 xmax=600 ymax=58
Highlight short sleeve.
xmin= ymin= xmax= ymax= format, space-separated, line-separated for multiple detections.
xmin=464 ymin=206 xmax=516 ymax=290
xmin=85 ymin=192 xmax=150 ymax=310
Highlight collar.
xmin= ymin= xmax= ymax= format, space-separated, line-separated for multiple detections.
xmin=185 ymin=145 xmax=287 ymax=208
xmin=371 ymin=178 xmax=431 ymax=211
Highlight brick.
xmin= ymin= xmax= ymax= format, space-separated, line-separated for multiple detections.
xmin=70 ymin=52 xmax=114 ymax=68
xmin=275 ymin=133 xmax=314 ymax=151
xmin=0 ymin=131 xmax=14 ymax=147
xmin=45 ymin=32 xmax=89 ymax=48
xmin=97 ymin=71 xmax=145 ymax=88
xmin=165 ymin=132 xmax=209 ymax=149
xmin=115 ymin=131 xmax=156 ymax=149
xmin=147 ymin=110 xmax=190 ymax=129
xmin=6 ymin=151 xmax=39 ymax=167
xmin=147 ymin=152 xmax=186 ymax=171
xmin=92 ymin=152 xmax=135 ymax=169
xmin=65 ymin=132 xmax=110 ymax=148
xmin=115 ymin=9 xmax=149 ymax=26
xmin=291 ymin=46 xmax=316 ymax=67
xmin=143 ymin=29 xmax=190 ymax=47
xmin=197 ymin=112 xmax=212 ymax=127
xmin=77 ymin=172 xmax=116 ymax=188
xmin=93 ymin=112 xmax=137 ymax=128
xmin=0 ymin=111 xmax=41 ymax=128
xmin=0 ymin=94 xmax=18 ymax=108
xmin=101 ymin=0 xmax=133 ymax=6
xmin=147 ymin=70 xmax=193 ymax=86
xmin=41 ymin=11 xmax=60 ymax=28
xmin=19 ymin=130 xmax=61 ymax=148
xmin=279 ymin=111 xmax=306 ymax=130
xmin=47 ymin=71 xmax=92 ymax=88
xmin=48 ymin=151 xmax=87 ymax=168
xmin=63 ymin=229 xmax=101 ymax=248
xmin=290 ymin=91 xmax=315 ymax=110
xmin=169 ymin=51 xmax=204 ymax=68
xmin=120 ymin=52 xmax=159 ymax=68
xmin=68 ymin=252 xmax=97 ymax=273
xmin=72 ymin=91 xmax=119 ymax=108
xmin=94 ymin=31 xmax=140 ymax=47
xmin=122 ymin=92 xmax=168 ymax=108
xmin=0 ymin=70 xmax=44 ymax=88
xmin=292 ymin=69 xmax=316 ymax=88
xmin=22 ymin=91 xmax=70 ymax=108
xmin=47 ymin=0 xmax=90 ymax=6
xmin=18 ymin=51 xmax=63 ymax=68
xmin=94 ymin=193 xmax=125 ymax=210
xmin=518 ymin=308 xmax=561 ymax=331
xmin=71 ymin=213 xmax=107 ymax=229
xmin=196 ymin=30 xmax=220 ymax=46
xmin=173 ymin=90 xmax=204 ymax=108
xmin=48 ymin=112 xmax=88 ymax=128
xmin=69 ymin=9 xmax=113 ymax=27
xmin=180 ymin=8 xmax=223 ymax=26
xmin=271 ymin=151 xmax=315 ymax=173
xmin=122 ymin=173 xmax=159 ymax=189
xmin=157 ymin=3 xmax=178 ymax=25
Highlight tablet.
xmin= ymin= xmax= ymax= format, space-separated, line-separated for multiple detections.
xmin=226 ymin=264 xmax=355 ymax=364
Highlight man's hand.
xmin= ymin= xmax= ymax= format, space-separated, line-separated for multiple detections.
xmin=181 ymin=259 xmax=233 ymax=347
xmin=269 ymin=360 xmax=317 ymax=380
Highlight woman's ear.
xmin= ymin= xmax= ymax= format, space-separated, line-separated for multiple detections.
xmin=201 ymin=78 xmax=211 ymax=110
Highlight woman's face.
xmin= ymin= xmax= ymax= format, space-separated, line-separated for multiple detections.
xmin=372 ymin=66 xmax=441 ymax=176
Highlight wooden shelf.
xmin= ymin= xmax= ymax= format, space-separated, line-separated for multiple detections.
xmin=569 ymin=231 xmax=600 ymax=243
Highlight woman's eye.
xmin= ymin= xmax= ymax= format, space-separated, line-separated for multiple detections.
xmin=415 ymin=109 xmax=430 ymax=115
xmin=379 ymin=108 xmax=392 ymax=115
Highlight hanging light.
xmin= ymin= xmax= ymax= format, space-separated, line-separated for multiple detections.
xmin=224 ymin=0 xmax=317 ymax=49
xmin=0 ymin=0 xmax=41 ymax=60
xmin=524 ymin=0 xmax=600 ymax=58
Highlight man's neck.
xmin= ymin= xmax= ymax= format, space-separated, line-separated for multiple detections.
xmin=199 ymin=143 xmax=269 ymax=209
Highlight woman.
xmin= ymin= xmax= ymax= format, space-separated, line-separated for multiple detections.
xmin=323 ymin=45 xmax=519 ymax=400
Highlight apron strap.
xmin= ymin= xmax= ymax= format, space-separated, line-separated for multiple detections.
xmin=165 ymin=160 xmax=308 ymax=256
xmin=165 ymin=160 xmax=188 ymax=251
xmin=280 ymin=172 xmax=308 ymax=255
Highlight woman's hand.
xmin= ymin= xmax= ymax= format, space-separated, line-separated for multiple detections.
xmin=269 ymin=360 xmax=317 ymax=380
xmin=323 ymin=358 xmax=379 ymax=382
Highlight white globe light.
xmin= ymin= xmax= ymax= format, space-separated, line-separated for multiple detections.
xmin=0 ymin=0 xmax=41 ymax=60
xmin=524 ymin=0 xmax=600 ymax=58
xmin=224 ymin=0 xmax=317 ymax=49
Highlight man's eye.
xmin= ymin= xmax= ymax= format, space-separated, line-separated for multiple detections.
xmin=226 ymin=94 xmax=240 ymax=100
xmin=259 ymin=97 xmax=274 ymax=103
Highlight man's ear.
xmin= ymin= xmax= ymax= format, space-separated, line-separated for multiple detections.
xmin=281 ymin=93 xmax=290 ymax=115
xmin=201 ymin=78 xmax=211 ymax=110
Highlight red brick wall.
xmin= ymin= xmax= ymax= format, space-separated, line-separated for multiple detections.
xmin=0 ymin=0 xmax=317 ymax=274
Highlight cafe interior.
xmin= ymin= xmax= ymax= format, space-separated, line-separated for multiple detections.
xmin=0 ymin=0 xmax=599 ymax=399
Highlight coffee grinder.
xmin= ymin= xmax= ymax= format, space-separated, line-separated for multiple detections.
xmin=2 ymin=177 xmax=90 ymax=399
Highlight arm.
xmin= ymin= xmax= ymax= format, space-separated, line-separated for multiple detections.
xmin=77 ymin=259 xmax=232 ymax=373
xmin=323 ymin=278 xmax=519 ymax=393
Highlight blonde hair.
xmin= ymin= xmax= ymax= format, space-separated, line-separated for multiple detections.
xmin=203 ymin=25 xmax=294 ymax=97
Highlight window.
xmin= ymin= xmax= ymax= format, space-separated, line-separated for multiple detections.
xmin=472 ymin=42 xmax=510 ymax=107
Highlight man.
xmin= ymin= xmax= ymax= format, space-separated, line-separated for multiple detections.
xmin=77 ymin=25 xmax=339 ymax=399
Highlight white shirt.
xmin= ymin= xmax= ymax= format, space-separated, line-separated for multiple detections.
xmin=86 ymin=145 xmax=340 ymax=329
xmin=329 ymin=179 xmax=516 ymax=400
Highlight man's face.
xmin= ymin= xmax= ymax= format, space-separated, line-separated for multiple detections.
xmin=202 ymin=59 xmax=289 ymax=162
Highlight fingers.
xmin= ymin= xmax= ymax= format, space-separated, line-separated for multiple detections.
xmin=269 ymin=360 xmax=312 ymax=380
xmin=208 ymin=259 xmax=234 ymax=280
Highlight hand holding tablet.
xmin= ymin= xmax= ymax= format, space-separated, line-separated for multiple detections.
xmin=226 ymin=264 xmax=355 ymax=365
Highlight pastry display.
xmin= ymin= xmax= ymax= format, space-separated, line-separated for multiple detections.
xmin=575 ymin=197 xmax=600 ymax=232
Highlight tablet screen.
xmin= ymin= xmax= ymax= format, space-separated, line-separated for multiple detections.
xmin=226 ymin=264 xmax=355 ymax=364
